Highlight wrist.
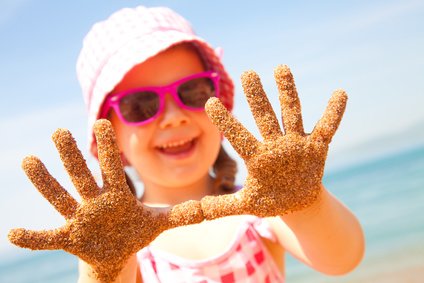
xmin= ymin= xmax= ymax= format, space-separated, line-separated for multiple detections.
xmin=77 ymin=255 xmax=138 ymax=283
xmin=282 ymin=184 xmax=325 ymax=221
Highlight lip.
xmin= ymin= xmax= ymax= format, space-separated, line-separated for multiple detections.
xmin=155 ymin=137 xmax=198 ymax=159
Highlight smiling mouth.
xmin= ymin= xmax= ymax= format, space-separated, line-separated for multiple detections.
xmin=156 ymin=138 xmax=196 ymax=155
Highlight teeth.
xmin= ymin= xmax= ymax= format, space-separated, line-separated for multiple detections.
xmin=159 ymin=138 xmax=193 ymax=149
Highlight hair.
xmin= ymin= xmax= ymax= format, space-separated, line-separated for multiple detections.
xmin=212 ymin=145 xmax=238 ymax=193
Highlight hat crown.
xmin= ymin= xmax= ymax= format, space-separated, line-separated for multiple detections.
xmin=77 ymin=6 xmax=194 ymax=107
xmin=88 ymin=6 xmax=194 ymax=44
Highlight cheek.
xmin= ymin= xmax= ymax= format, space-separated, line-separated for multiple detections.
xmin=124 ymin=131 xmax=152 ymax=163
xmin=209 ymin=125 xmax=222 ymax=148
xmin=109 ymin=112 xmax=127 ymax=153
xmin=200 ymin=115 xmax=222 ymax=158
xmin=112 ymin=123 xmax=131 ymax=153
xmin=112 ymin=122 xmax=153 ymax=166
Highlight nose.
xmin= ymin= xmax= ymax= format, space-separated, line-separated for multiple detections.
xmin=158 ymin=94 xmax=190 ymax=129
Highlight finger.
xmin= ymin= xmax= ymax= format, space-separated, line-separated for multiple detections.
xmin=206 ymin=97 xmax=260 ymax=159
xmin=22 ymin=156 xmax=78 ymax=219
xmin=8 ymin=227 xmax=68 ymax=250
xmin=274 ymin=65 xmax=305 ymax=135
xmin=201 ymin=192 xmax=245 ymax=220
xmin=52 ymin=128 xmax=100 ymax=200
xmin=241 ymin=71 xmax=282 ymax=140
xmin=167 ymin=200 xmax=204 ymax=228
xmin=93 ymin=119 xmax=126 ymax=191
xmin=310 ymin=89 xmax=348 ymax=143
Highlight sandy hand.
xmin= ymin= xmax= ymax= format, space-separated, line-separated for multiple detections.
xmin=8 ymin=119 xmax=203 ymax=283
xmin=201 ymin=65 xmax=347 ymax=219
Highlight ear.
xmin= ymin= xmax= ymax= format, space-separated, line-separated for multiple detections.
xmin=91 ymin=141 xmax=100 ymax=160
xmin=120 ymin=153 xmax=130 ymax=166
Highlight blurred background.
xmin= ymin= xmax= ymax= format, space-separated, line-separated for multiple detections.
xmin=1 ymin=0 xmax=423 ymax=282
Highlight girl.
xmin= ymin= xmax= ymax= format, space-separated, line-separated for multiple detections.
xmin=10 ymin=5 xmax=364 ymax=283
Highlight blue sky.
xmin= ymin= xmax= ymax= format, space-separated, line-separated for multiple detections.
xmin=1 ymin=0 xmax=423 ymax=256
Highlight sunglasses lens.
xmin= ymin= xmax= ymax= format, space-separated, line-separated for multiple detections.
xmin=118 ymin=91 xmax=160 ymax=123
xmin=178 ymin=77 xmax=216 ymax=108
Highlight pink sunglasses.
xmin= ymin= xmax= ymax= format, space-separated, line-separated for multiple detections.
xmin=100 ymin=71 xmax=220 ymax=126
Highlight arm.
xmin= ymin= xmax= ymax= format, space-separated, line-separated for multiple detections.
xmin=8 ymin=120 xmax=203 ymax=282
xmin=270 ymin=185 xmax=364 ymax=275
xmin=203 ymin=65 xmax=365 ymax=274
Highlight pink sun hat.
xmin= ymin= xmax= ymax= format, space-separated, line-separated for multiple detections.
xmin=76 ymin=6 xmax=234 ymax=157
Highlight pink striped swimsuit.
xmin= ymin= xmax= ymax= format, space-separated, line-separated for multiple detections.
xmin=137 ymin=216 xmax=285 ymax=282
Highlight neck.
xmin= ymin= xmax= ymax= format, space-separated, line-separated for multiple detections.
xmin=140 ymin=174 xmax=215 ymax=207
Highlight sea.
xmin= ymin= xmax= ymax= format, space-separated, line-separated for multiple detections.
xmin=1 ymin=145 xmax=423 ymax=283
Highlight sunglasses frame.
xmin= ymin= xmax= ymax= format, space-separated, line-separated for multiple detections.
xmin=100 ymin=71 xmax=220 ymax=126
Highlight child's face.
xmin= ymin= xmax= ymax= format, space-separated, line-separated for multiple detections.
xmin=109 ymin=44 xmax=221 ymax=190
